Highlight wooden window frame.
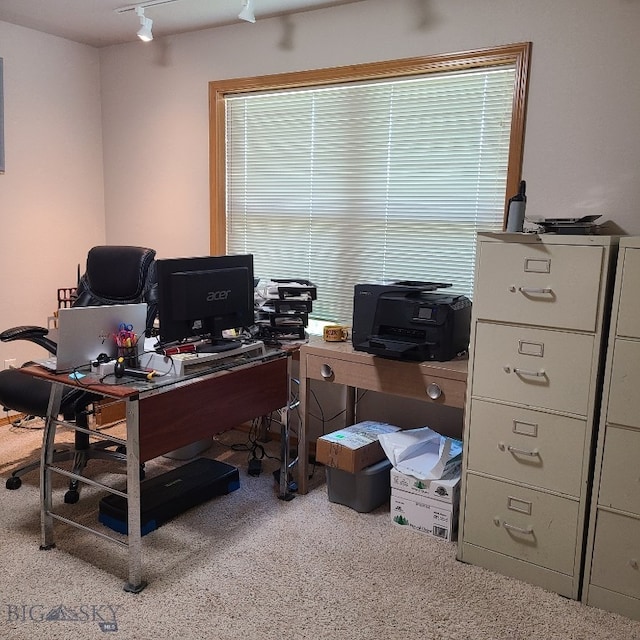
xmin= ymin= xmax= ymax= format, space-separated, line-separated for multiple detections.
xmin=208 ymin=42 xmax=531 ymax=255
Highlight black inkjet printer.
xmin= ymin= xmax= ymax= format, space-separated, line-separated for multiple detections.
xmin=352 ymin=281 xmax=471 ymax=362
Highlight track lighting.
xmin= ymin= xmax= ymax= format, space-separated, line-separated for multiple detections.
xmin=116 ymin=1 xmax=180 ymax=41
xmin=135 ymin=6 xmax=154 ymax=42
xmin=238 ymin=0 xmax=256 ymax=24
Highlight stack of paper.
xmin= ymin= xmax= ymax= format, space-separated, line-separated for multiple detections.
xmin=379 ymin=426 xmax=462 ymax=481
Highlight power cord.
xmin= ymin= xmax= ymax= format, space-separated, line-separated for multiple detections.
xmin=6 ymin=411 xmax=43 ymax=430
xmin=223 ymin=417 xmax=279 ymax=477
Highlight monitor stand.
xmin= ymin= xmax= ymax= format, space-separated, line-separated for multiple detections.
xmin=140 ymin=339 xmax=266 ymax=377
xmin=196 ymin=339 xmax=241 ymax=354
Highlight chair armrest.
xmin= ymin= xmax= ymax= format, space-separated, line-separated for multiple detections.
xmin=0 ymin=326 xmax=58 ymax=354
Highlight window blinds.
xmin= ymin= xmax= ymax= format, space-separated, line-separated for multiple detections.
xmin=225 ymin=66 xmax=516 ymax=324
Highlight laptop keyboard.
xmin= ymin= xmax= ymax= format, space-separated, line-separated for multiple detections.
xmin=36 ymin=357 xmax=58 ymax=371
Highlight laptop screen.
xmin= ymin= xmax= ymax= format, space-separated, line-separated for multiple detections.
xmin=53 ymin=303 xmax=147 ymax=372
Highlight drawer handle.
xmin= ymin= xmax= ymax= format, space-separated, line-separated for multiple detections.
xmin=518 ymin=287 xmax=553 ymax=295
xmin=498 ymin=442 xmax=540 ymax=457
xmin=502 ymin=521 xmax=534 ymax=535
xmin=508 ymin=445 xmax=539 ymax=457
xmin=320 ymin=364 xmax=334 ymax=379
xmin=504 ymin=366 xmax=546 ymax=378
xmin=426 ymin=382 xmax=442 ymax=399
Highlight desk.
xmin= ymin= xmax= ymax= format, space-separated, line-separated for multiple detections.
xmin=297 ymin=340 xmax=468 ymax=495
xmin=21 ymin=349 xmax=291 ymax=592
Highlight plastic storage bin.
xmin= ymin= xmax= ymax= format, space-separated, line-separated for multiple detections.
xmin=326 ymin=458 xmax=392 ymax=512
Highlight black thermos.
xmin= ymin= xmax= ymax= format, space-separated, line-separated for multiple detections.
xmin=506 ymin=180 xmax=527 ymax=232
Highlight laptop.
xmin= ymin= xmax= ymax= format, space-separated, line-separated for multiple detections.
xmin=37 ymin=303 xmax=148 ymax=373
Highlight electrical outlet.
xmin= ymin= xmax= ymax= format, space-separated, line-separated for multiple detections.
xmin=3 ymin=359 xmax=17 ymax=370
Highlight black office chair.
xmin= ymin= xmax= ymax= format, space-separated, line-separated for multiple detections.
xmin=0 ymin=245 xmax=157 ymax=503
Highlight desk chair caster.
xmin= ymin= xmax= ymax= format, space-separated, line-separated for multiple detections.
xmin=61 ymin=450 xmax=146 ymax=504
xmin=64 ymin=488 xmax=81 ymax=504
xmin=5 ymin=445 xmax=76 ymax=491
xmin=6 ymin=476 xmax=22 ymax=490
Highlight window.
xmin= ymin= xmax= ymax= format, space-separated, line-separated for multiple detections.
xmin=209 ymin=43 xmax=530 ymax=324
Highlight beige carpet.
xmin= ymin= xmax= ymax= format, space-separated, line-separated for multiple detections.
xmin=1 ymin=418 xmax=639 ymax=640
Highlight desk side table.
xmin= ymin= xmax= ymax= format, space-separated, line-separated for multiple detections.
xmin=297 ymin=339 xmax=468 ymax=495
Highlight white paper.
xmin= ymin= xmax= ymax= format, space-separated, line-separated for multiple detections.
xmin=379 ymin=426 xmax=462 ymax=481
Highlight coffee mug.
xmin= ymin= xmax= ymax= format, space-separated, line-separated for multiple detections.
xmin=323 ymin=325 xmax=349 ymax=342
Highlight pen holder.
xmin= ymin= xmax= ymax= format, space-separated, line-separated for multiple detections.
xmin=117 ymin=345 xmax=138 ymax=368
xmin=116 ymin=329 xmax=138 ymax=367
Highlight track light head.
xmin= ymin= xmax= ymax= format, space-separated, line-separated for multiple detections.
xmin=238 ymin=0 xmax=256 ymax=23
xmin=135 ymin=6 xmax=153 ymax=42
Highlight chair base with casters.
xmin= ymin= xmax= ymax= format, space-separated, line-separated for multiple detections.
xmin=5 ymin=440 xmax=134 ymax=503
xmin=0 ymin=371 xmax=144 ymax=503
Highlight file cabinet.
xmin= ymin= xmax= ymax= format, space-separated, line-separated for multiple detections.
xmin=583 ymin=236 xmax=640 ymax=620
xmin=457 ymin=233 xmax=618 ymax=599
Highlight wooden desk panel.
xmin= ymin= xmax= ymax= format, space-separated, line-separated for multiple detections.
xmin=138 ymin=357 xmax=289 ymax=461
xmin=18 ymin=364 xmax=137 ymax=398
xmin=304 ymin=353 xmax=466 ymax=408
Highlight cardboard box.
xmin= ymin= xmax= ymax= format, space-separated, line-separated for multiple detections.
xmin=390 ymin=467 xmax=461 ymax=505
xmin=316 ymin=421 xmax=400 ymax=474
xmin=390 ymin=489 xmax=458 ymax=541
xmin=95 ymin=399 xmax=126 ymax=426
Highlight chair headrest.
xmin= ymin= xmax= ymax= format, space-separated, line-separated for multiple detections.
xmin=80 ymin=245 xmax=156 ymax=303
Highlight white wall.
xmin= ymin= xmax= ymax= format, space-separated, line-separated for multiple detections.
xmin=0 ymin=22 xmax=105 ymax=366
xmin=99 ymin=0 xmax=640 ymax=260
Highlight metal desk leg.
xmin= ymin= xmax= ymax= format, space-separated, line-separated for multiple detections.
xmin=278 ymin=356 xmax=295 ymax=501
xmin=297 ymin=367 xmax=310 ymax=495
xmin=123 ymin=397 xmax=146 ymax=593
xmin=40 ymin=383 xmax=64 ymax=551
xmin=345 ymin=385 xmax=356 ymax=427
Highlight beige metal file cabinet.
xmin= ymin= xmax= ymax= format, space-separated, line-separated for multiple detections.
xmin=457 ymin=232 xmax=618 ymax=600
xmin=583 ymin=236 xmax=640 ymax=620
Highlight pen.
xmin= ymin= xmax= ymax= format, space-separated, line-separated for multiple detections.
xmin=162 ymin=344 xmax=197 ymax=356
xmin=159 ymin=338 xmax=210 ymax=356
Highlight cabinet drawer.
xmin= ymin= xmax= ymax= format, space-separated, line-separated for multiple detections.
xmin=304 ymin=353 xmax=466 ymax=407
xmin=463 ymin=474 xmax=579 ymax=576
xmin=467 ymin=399 xmax=586 ymax=496
xmin=472 ymin=323 xmax=594 ymax=415
xmin=598 ymin=426 xmax=640 ymax=513
xmin=474 ymin=242 xmax=603 ymax=331
xmin=589 ymin=510 xmax=640 ymax=600
xmin=608 ymin=339 xmax=640 ymax=429
xmin=617 ymin=248 xmax=640 ymax=339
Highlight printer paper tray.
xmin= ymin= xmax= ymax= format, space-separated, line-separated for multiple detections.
xmin=366 ymin=336 xmax=433 ymax=359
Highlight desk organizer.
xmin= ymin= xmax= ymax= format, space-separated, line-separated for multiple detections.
xmin=255 ymin=278 xmax=317 ymax=341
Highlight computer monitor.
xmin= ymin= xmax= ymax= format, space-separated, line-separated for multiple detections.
xmin=156 ymin=254 xmax=255 ymax=345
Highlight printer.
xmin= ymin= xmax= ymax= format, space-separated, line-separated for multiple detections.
xmin=352 ymin=281 xmax=471 ymax=362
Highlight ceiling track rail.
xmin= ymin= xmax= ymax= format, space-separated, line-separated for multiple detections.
xmin=115 ymin=0 xmax=181 ymax=14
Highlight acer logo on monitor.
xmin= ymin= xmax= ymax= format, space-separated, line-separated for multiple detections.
xmin=207 ymin=289 xmax=231 ymax=302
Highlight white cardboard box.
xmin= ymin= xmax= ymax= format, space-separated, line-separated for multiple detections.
xmin=390 ymin=489 xmax=458 ymax=541
xmin=390 ymin=467 xmax=461 ymax=505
